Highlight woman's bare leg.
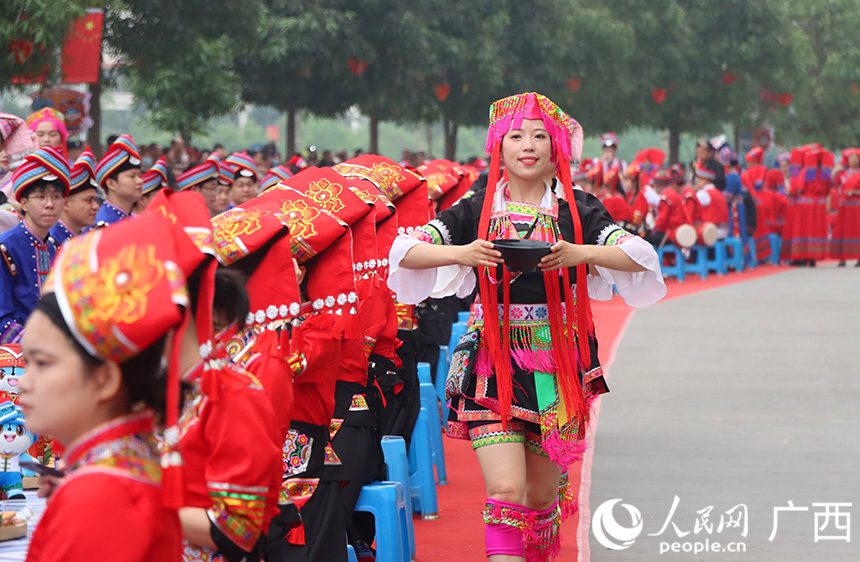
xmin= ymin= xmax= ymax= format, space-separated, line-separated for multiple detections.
xmin=524 ymin=450 xmax=562 ymax=511
xmin=476 ymin=442 xmax=528 ymax=562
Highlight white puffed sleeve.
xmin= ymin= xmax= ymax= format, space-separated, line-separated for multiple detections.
xmin=588 ymin=236 xmax=666 ymax=307
xmin=387 ymin=234 xmax=476 ymax=305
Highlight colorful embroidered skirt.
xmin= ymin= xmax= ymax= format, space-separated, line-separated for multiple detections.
xmin=446 ymin=302 xmax=608 ymax=469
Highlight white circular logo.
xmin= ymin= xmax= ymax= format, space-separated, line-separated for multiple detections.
xmin=592 ymin=498 xmax=643 ymax=550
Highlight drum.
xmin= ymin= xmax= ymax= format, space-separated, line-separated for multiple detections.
xmin=673 ymin=223 xmax=697 ymax=248
xmin=697 ymin=222 xmax=718 ymax=247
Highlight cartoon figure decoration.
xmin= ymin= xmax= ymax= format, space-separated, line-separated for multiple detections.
xmin=0 ymin=400 xmax=37 ymax=499
xmin=0 ymin=345 xmax=25 ymax=401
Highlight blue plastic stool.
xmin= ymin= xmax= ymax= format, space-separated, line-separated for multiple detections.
xmin=748 ymin=239 xmax=758 ymax=268
xmin=347 ymin=543 xmax=358 ymax=562
xmin=448 ymin=322 xmax=468 ymax=357
xmin=417 ymin=362 xmax=431 ymax=385
xmin=657 ymin=244 xmax=685 ymax=281
xmin=682 ymin=245 xmax=708 ymax=280
xmin=354 ymin=481 xmax=411 ymax=562
xmin=458 ymin=310 xmax=471 ymax=324
xmin=435 ymin=347 xmax=449 ymax=406
xmin=768 ymin=234 xmax=781 ymax=265
xmin=408 ymin=407 xmax=439 ymax=519
xmin=705 ymin=240 xmax=728 ymax=275
xmin=435 ymin=348 xmax=450 ymax=426
xmin=724 ymin=237 xmax=745 ymax=272
xmin=381 ymin=436 xmax=417 ymax=560
xmin=418 ymin=382 xmax=447 ymax=485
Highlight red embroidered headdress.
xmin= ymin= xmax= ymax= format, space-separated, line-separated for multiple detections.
xmin=210 ymin=194 xmax=303 ymax=331
xmin=43 ymin=212 xmax=190 ymax=507
xmin=249 ymin=182 xmax=360 ymax=337
xmin=334 ymin=155 xmax=425 ymax=269
xmin=143 ymin=189 xmax=219 ymax=358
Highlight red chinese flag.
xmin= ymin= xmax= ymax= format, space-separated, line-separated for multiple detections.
xmin=61 ymin=9 xmax=103 ymax=84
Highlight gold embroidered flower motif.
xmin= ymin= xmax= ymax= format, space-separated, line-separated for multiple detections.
xmin=280 ymin=199 xmax=319 ymax=241
xmin=211 ymin=209 xmax=267 ymax=263
xmin=305 ymin=178 xmax=345 ymax=212
xmin=371 ymin=162 xmax=405 ymax=184
xmin=88 ymin=245 xmax=165 ymax=327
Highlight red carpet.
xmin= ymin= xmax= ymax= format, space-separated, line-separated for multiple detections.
xmin=413 ymin=264 xmax=790 ymax=561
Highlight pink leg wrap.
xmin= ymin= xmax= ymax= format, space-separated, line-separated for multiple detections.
xmin=523 ymin=501 xmax=562 ymax=562
xmin=483 ymin=498 xmax=528 ymax=558
xmin=485 ymin=522 xmax=525 ymax=557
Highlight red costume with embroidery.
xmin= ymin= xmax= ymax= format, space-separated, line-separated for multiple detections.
xmin=786 ymin=147 xmax=833 ymax=261
xmin=832 ymin=168 xmax=860 ymax=260
xmin=27 ymin=413 xmax=181 ymax=562
xmin=701 ymin=186 xmax=729 ymax=226
xmin=681 ymin=186 xmax=704 ymax=225
xmin=654 ymin=188 xmax=688 ymax=241
xmin=175 ymin=358 xmax=282 ymax=562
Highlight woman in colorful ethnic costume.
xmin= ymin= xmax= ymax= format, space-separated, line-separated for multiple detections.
xmin=831 ymin=149 xmax=860 ymax=266
xmin=19 ymin=212 xmax=187 ymax=561
xmin=388 ymin=93 xmax=666 ymax=561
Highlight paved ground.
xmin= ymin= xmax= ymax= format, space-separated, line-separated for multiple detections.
xmin=590 ymin=265 xmax=859 ymax=561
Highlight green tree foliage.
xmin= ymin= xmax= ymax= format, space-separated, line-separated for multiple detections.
xmin=344 ymin=0 xmax=437 ymax=154
xmin=773 ymin=0 xmax=860 ymax=147
xmin=26 ymin=0 xmax=854 ymax=158
xmin=104 ymin=0 xmax=261 ymax=140
xmin=602 ymin=0 xmax=802 ymax=162
xmin=1 ymin=0 xmax=86 ymax=91
xmin=236 ymin=0 xmax=359 ymax=156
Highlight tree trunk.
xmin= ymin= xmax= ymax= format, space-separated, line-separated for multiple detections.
xmin=668 ymin=123 xmax=681 ymax=165
xmin=369 ymin=110 xmax=379 ymax=154
xmin=286 ymin=103 xmax=297 ymax=158
xmin=443 ymin=118 xmax=458 ymax=161
xmin=87 ymin=77 xmax=102 ymax=158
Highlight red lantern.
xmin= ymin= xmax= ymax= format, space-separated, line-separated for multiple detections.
xmin=435 ymin=83 xmax=450 ymax=102
xmin=347 ymin=57 xmax=369 ymax=76
xmin=9 ymin=40 xmax=33 ymax=64
xmin=567 ymin=77 xmax=582 ymax=92
xmin=722 ymin=71 xmax=738 ymax=85
xmin=851 ymin=84 xmax=859 ymax=95
xmin=779 ymin=93 xmax=793 ymax=107
xmin=651 ymin=88 xmax=667 ymax=104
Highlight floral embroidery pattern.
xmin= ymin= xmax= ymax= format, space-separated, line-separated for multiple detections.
xmin=283 ymin=429 xmax=312 ymax=475
xmin=305 ymin=178 xmax=345 ymax=212
xmin=212 ymin=209 xmax=267 ymax=263
xmin=57 ymin=237 xmax=185 ymax=361
xmin=280 ymin=200 xmax=320 ymax=242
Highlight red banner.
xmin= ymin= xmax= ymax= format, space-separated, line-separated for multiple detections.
xmin=61 ymin=9 xmax=103 ymax=84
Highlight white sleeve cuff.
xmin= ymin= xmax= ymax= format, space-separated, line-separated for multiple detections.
xmin=387 ymin=234 xmax=476 ymax=304
xmin=590 ymin=236 xmax=666 ymax=307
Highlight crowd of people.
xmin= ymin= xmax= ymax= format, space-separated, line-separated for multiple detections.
xmin=575 ymin=134 xmax=860 ymax=268
xmin=0 ymin=90 xmax=854 ymax=562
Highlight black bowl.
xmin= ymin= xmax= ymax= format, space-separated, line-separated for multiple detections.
xmin=492 ymin=239 xmax=552 ymax=273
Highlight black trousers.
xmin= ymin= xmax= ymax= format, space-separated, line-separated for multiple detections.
xmin=265 ymin=481 xmax=347 ymax=562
